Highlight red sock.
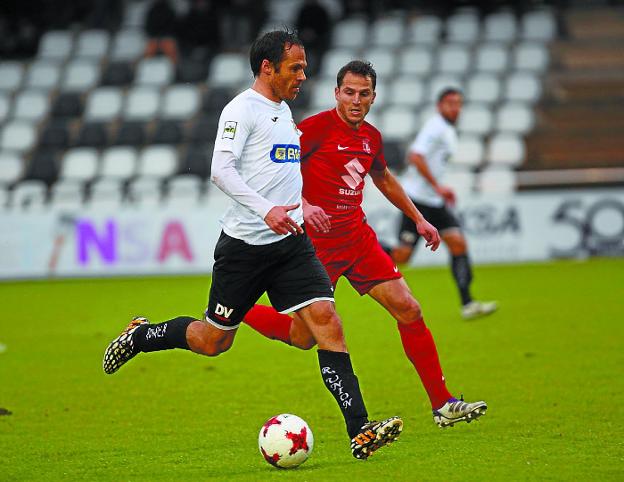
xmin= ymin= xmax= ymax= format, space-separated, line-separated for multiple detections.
xmin=398 ymin=318 xmax=453 ymax=409
xmin=243 ymin=304 xmax=292 ymax=344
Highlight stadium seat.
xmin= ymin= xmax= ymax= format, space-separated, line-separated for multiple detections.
xmin=112 ymin=121 xmax=146 ymax=146
xmin=176 ymin=58 xmax=209 ymax=84
xmin=513 ymin=42 xmax=550 ymax=71
xmin=382 ymin=140 xmax=406 ymax=172
xmin=398 ymin=47 xmax=434 ymax=76
xmin=61 ymin=60 xmax=100 ymax=92
xmin=37 ymin=30 xmax=74 ymax=61
xmin=89 ymin=178 xmax=124 ymax=208
xmin=504 ymin=72 xmax=542 ymax=103
xmin=371 ymin=80 xmax=388 ymax=109
xmin=362 ymin=48 xmax=396 ymax=77
xmin=310 ymin=78 xmax=338 ymax=110
xmin=486 ymin=134 xmax=525 ymax=167
xmin=110 ymin=29 xmax=146 ymax=61
xmin=101 ymin=61 xmax=135 ymax=86
xmin=483 ymin=11 xmax=517 ymax=42
xmin=124 ymin=86 xmax=161 ymax=121
xmin=24 ymin=61 xmax=62 ymax=91
xmin=451 ymin=135 xmax=484 ymax=167
xmin=0 ymin=62 xmax=25 ymax=93
xmin=152 ymin=120 xmax=184 ymax=145
xmin=388 ymin=77 xmax=425 ymax=107
xmin=437 ymin=44 xmax=472 ymax=74
xmin=135 ymin=57 xmax=174 ymax=86
xmin=188 ymin=116 xmax=219 ymax=144
xmin=319 ymin=49 xmax=357 ymax=79
xmin=370 ymin=16 xmax=405 ymax=48
xmin=13 ymin=90 xmax=50 ymax=122
xmin=10 ymin=179 xmax=48 ymax=210
xmin=99 ymin=146 xmax=138 ymax=180
xmin=0 ymin=152 xmax=25 ymax=186
xmin=444 ymin=168 xmax=475 ymax=195
xmin=59 ymin=148 xmax=99 ymax=182
xmin=0 ymin=122 xmax=37 ymax=153
xmin=39 ymin=120 xmax=71 ymax=149
xmin=180 ymin=143 xmax=212 ymax=178
xmin=331 ymin=17 xmax=368 ymax=49
xmin=85 ymin=87 xmax=124 ymax=121
xmin=0 ymin=186 xmax=8 ymax=209
xmin=458 ymin=104 xmax=493 ymax=136
xmin=202 ymin=87 xmax=235 ymax=115
xmin=521 ymin=9 xmax=556 ymax=41
xmin=465 ymin=73 xmax=501 ymax=104
xmin=75 ymin=122 xmax=109 ymax=148
xmin=137 ymin=146 xmax=178 ymax=179
xmin=446 ymin=11 xmax=480 ymax=43
xmin=75 ymin=30 xmax=110 ymax=59
xmin=51 ymin=92 xmax=84 ymax=118
xmin=26 ymin=149 xmax=59 ymax=184
xmin=476 ymin=167 xmax=517 ymax=194
xmin=208 ymin=53 xmax=249 ymax=87
xmin=379 ymin=107 xmax=418 ymax=142
xmin=127 ymin=177 xmax=161 ymax=206
xmin=49 ymin=180 xmax=85 ymax=210
xmin=407 ymin=15 xmax=442 ymax=44
xmin=495 ymin=103 xmax=535 ymax=134
xmin=427 ymin=75 xmax=463 ymax=102
xmin=165 ymin=174 xmax=203 ymax=206
xmin=161 ymin=84 xmax=200 ymax=120
xmin=475 ymin=43 xmax=509 ymax=73
xmin=0 ymin=94 xmax=11 ymax=123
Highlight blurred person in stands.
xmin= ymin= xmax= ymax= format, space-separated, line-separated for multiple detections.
xmin=144 ymin=0 xmax=179 ymax=64
xmin=243 ymin=61 xmax=488 ymax=429
xmin=177 ymin=0 xmax=221 ymax=61
xmin=389 ymin=88 xmax=498 ymax=320
xmin=295 ymin=0 xmax=332 ymax=75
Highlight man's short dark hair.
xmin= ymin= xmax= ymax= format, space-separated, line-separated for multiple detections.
xmin=249 ymin=29 xmax=303 ymax=77
xmin=336 ymin=60 xmax=377 ymax=90
xmin=437 ymin=87 xmax=463 ymax=103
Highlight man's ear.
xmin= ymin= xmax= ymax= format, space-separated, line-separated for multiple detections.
xmin=261 ymin=59 xmax=274 ymax=75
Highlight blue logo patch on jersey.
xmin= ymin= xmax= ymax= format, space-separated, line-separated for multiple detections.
xmin=270 ymin=144 xmax=301 ymax=163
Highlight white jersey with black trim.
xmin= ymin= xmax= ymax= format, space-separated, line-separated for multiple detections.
xmin=401 ymin=113 xmax=458 ymax=207
xmin=212 ymin=88 xmax=303 ymax=245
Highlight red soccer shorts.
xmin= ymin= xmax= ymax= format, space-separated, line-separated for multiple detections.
xmin=310 ymin=222 xmax=402 ymax=295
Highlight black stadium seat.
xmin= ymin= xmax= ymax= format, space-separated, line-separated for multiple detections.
xmin=101 ymin=61 xmax=134 ymax=86
xmin=39 ymin=120 xmax=71 ymax=149
xmin=383 ymin=140 xmax=407 ymax=172
xmin=26 ymin=149 xmax=59 ymax=184
xmin=176 ymin=59 xmax=209 ymax=84
xmin=113 ymin=121 xmax=146 ymax=146
xmin=180 ymin=143 xmax=213 ymax=179
xmin=188 ymin=115 xmax=219 ymax=143
xmin=202 ymin=87 xmax=234 ymax=114
xmin=51 ymin=92 xmax=84 ymax=118
xmin=152 ymin=120 xmax=184 ymax=145
xmin=75 ymin=122 xmax=109 ymax=147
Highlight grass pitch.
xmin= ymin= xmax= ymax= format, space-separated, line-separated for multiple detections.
xmin=1 ymin=258 xmax=623 ymax=481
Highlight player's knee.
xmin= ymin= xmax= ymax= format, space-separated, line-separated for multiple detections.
xmin=394 ymin=296 xmax=422 ymax=324
xmin=187 ymin=322 xmax=235 ymax=356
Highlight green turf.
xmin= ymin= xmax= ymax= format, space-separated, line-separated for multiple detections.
xmin=1 ymin=258 xmax=623 ymax=481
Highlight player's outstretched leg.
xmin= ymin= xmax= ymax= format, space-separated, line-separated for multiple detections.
xmin=433 ymin=397 xmax=487 ymax=428
xmin=103 ymin=316 xmax=149 ymax=374
xmin=351 ymin=416 xmax=403 ymax=460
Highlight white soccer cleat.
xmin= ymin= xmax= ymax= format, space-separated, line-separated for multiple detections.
xmin=461 ymin=300 xmax=498 ymax=320
xmin=433 ymin=398 xmax=487 ymax=428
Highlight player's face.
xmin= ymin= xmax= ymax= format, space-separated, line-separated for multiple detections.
xmin=438 ymin=92 xmax=463 ymax=124
xmin=334 ymin=72 xmax=376 ymax=129
xmin=270 ymin=44 xmax=307 ymax=101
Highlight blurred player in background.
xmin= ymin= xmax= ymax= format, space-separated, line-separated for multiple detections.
xmin=244 ymin=61 xmax=488 ymax=428
xmin=389 ymin=88 xmax=498 ymax=320
xmin=103 ymin=30 xmax=402 ymax=461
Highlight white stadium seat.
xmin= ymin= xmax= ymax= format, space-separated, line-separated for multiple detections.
xmin=135 ymin=57 xmax=174 ymax=86
xmin=124 ymin=86 xmax=160 ymax=121
xmin=37 ymin=30 xmax=73 ymax=60
xmin=85 ymin=87 xmax=123 ymax=121
xmin=458 ymin=104 xmax=493 ymax=136
xmin=477 ymin=167 xmax=517 ymax=194
xmin=398 ymin=47 xmax=434 ymax=76
xmin=513 ymin=42 xmax=550 ymax=71
xmin=310 ymin=78 xmax=338 ymax=110
xmin=446 ymin=12 xmax=480 ymax=43
xmin=465 ymin=74 xmax=501 ymax=104
xmin=504 ymin=72 xmax=542 ymax=103
xmin=379 ymin=107 xmax=418 ymax=142
xmin=319 ymin=48 xmax=357 ymax=79
xmin=110 ymin=29 xmax=146 ymax=61
xmin=10 ymin=180 xmax=47 ymax=210
xmin=0 ymin=152 xmax=25 ymax=186
xmin=483 ymin=11 xmax=517 ymax=42
xmin=363 ymin=48 xmax=396 ymax=77
xmin=137 ymin=146 xmax=178 ymax=179
xmin=451 ymin=135 xmax=484 ymax=167
xmin=437 ymin=44 xmax=471 ymax=74
xmin=13 ymin=90 xmax=50 ymax=122
xmin=445 ymin=168 xmax=475 ymax=195
xmin=49 ymin=180 xmax=85 ymax=210
xmin=331 ymin=17 xmax=368 ymax=49
xmin=495 ymin=103 xmax=535 ymax=134
xmin=427 ymin=75 xmax=462 ymax=102
xmin=475 ymin=43 xmax=509 ymax=73
xmin=89 ymin=178 xmax=124 ymax=207
xmin=388 ymin=78 xmax=426 ymax=107
xmin=0 ymin=122 xmax=36 ymax=153
xmin=61 ymin=60 xmax=101 ymax=93
xmin=166 ymin=174 xmax=203 ymax=206
xmin=208 ymin=53 xmax=250 ymax=87
xmin=370 ymin=16 xmax=405 ymax=48
xmin=99 ymin=146 xmax=138 ymax=180
xmin=161 ymin=84 xmax=200 ymax=120
xmin=0 ymin=62 xmax=25 ymax=93
xmin=128 ymin=177 xmax=161 ymax=206
xmin=0 ymin=94 xmax=10 ymax=123
xmin=486 ymin=134 xmax=525 ymax=167
xmin=521 ymin=9 xmax=556 ymax=41
xmin=407 ymin=15 xmax=442 ymax=44
xmin=59 ymin=148 xmax=99 ymax=182
xmin=75 ymin=30 xmax=110 ymax=59
xmin=24 ymin=61 xmax=62 ymax=90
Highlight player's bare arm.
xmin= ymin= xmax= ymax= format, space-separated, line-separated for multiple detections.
xmin=302 ymin=197 xmax=331 ymax=233
xmin=370 ymin=167 xmax=441 ymax=251
xmin=409 ymin=151 xmax=456 ymax=206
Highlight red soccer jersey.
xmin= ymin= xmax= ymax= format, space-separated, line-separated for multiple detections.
xmin=298 ymin=109 xmax=387 ymax=243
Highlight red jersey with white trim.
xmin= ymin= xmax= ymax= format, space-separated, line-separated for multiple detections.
xmin=298 ymin=109 xmax=387 ymax=243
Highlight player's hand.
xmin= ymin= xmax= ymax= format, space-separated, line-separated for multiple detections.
xmin=417 ymin=219 xmax=441 ymax=251
xmin=264 ymin=204 xmax=304 ymax=236
xmin=303 ymin=203 xmax=331 ymax=233
xmin=436 ymin=185 xmax=456 ymax=206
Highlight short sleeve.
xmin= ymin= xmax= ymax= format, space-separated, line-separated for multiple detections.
xmin=409 ymin=119 xmax=439 ymax=158
xmin=213 ymin=100 xmax=252 ymax=158
xmin=372 ymin=131 xmax=388 ymax=171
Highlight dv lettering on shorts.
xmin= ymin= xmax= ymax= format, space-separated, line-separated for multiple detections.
xmin=215 ymin=303 xmax=234 ymax=319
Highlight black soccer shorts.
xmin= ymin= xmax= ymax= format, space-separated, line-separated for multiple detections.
xmin=398 ymin=200 xmax=462 ymax=247
xmin=205 ymin=230 xmax=335 ymax=330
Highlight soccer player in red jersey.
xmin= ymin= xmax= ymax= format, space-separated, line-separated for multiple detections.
xmin=244 ymin=60 xmax=488 ymax=428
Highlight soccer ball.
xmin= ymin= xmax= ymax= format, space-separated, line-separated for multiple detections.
xmin=258 ymin=414 xmax=314 ymax=468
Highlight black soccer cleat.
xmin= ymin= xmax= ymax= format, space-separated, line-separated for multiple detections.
xmin=103 ymin=317 xmax=149 ymax=374
xmin=351 ymin=416 xmax=403 ymax=460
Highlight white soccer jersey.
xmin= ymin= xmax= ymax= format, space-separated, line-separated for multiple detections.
xmin=401 ymin=113 xmax=458 ymax=207
xmin=212 ymin=88 xmax=304 ymax=245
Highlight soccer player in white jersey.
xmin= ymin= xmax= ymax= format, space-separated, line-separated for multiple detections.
xmin=103 ymin=30 xmax=402 ymax=460
xmin=390 ymin=88 xmax=498 ymax=320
